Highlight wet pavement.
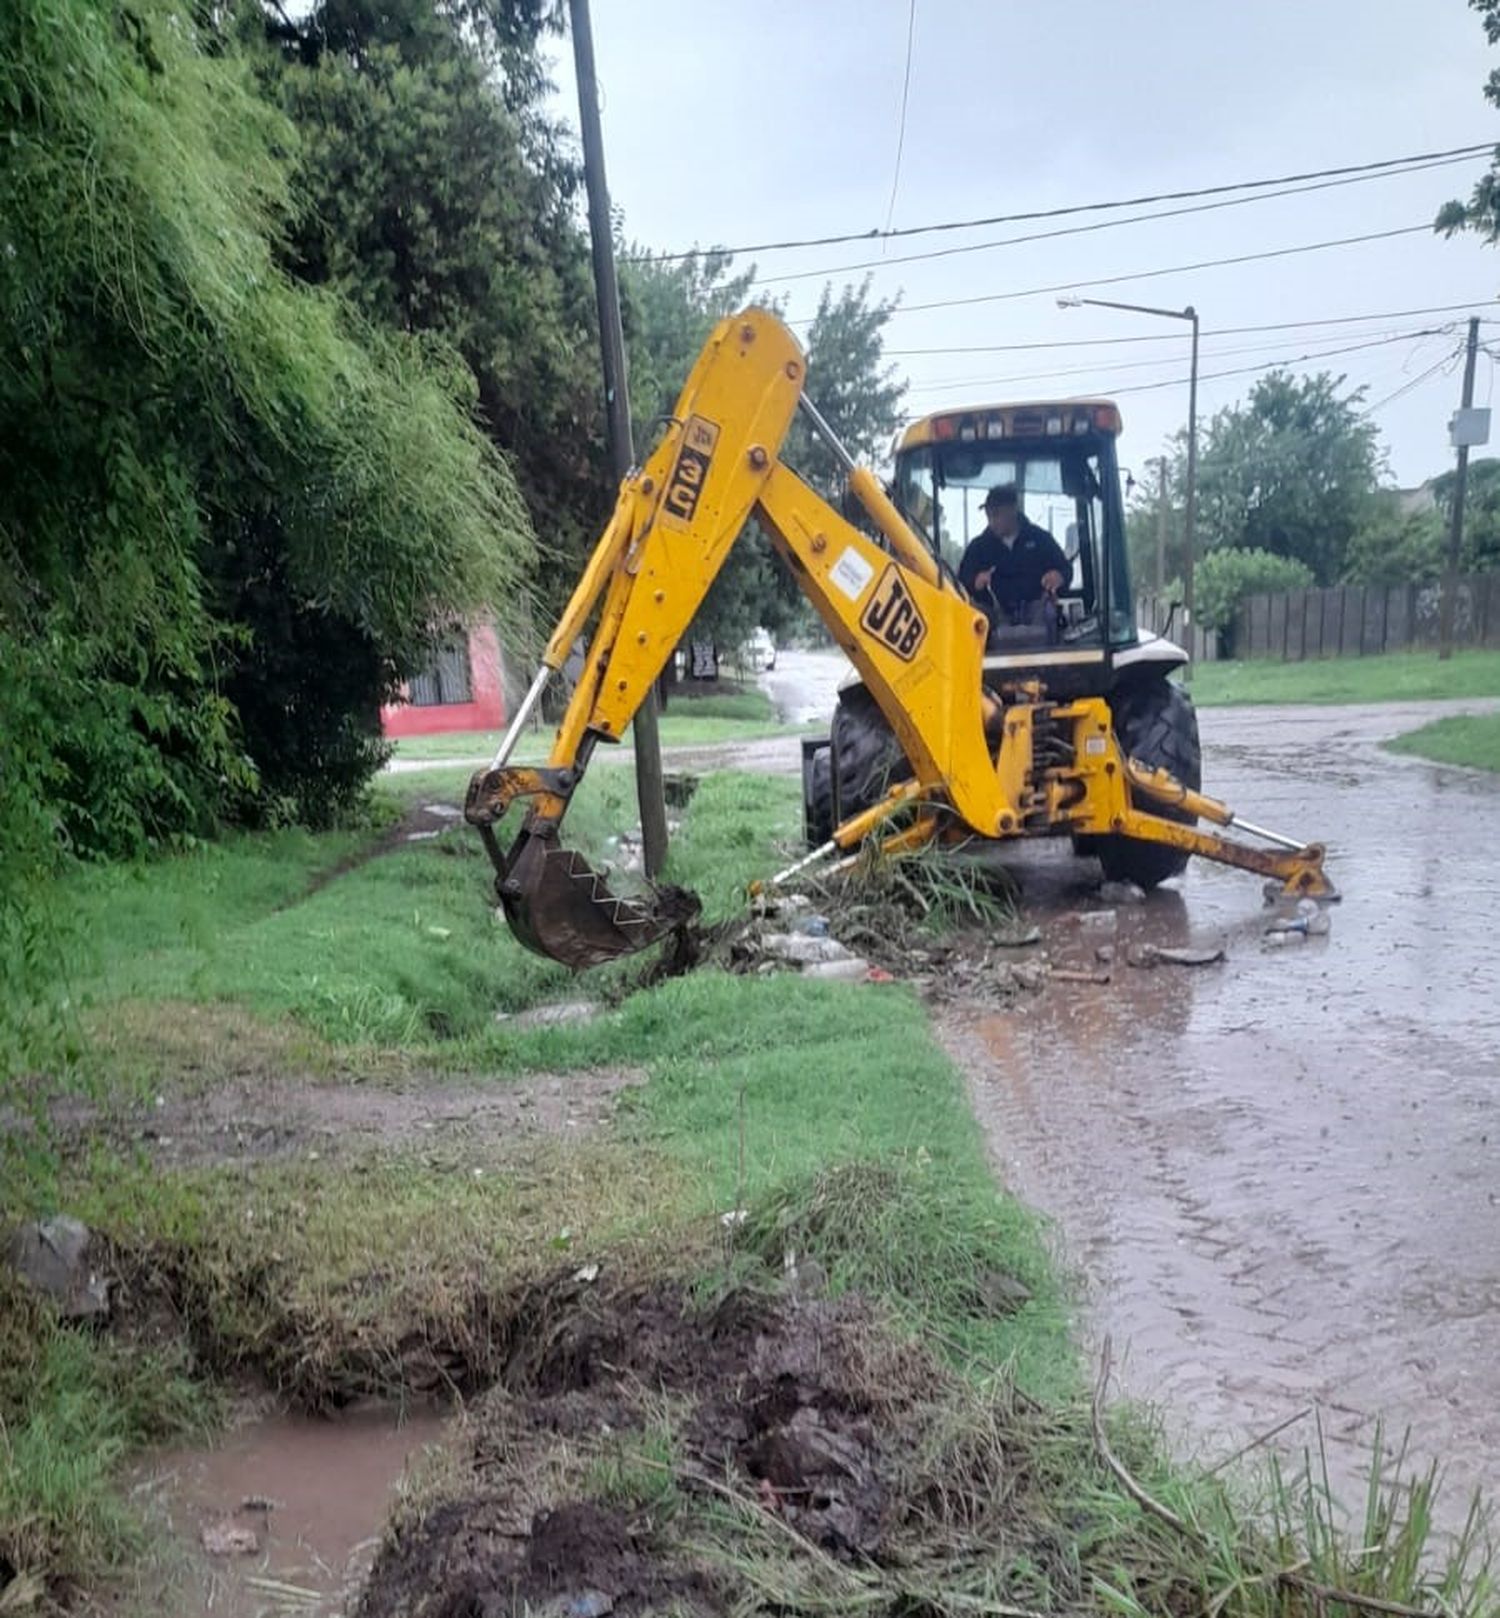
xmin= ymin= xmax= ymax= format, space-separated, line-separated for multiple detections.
xmin=130 ymin=1404 xmax=448 ymax=1616
xmin=943 ymin=695 xmax=1500 ymax=1515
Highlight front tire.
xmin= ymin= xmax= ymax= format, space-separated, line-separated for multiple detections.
xmin=802 ymin=687 xmax=912 ymax=847
xmin=1095 ymin=680 xmax=1201 ymax=889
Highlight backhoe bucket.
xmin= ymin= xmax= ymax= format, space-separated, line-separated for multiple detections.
xmin=497 ymin=829 xmax=701 ymax=971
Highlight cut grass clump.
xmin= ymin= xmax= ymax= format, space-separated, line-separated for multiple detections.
xmin=1387 ymin=712 xmax=1500 ymax=772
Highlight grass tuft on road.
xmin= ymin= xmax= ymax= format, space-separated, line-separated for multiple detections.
xmin=1190 ymin=649 xmax=1500 ymax=707
xmin=1386 ymin=712 xmax=1500 ymax=772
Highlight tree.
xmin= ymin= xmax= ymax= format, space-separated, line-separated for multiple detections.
xmin=1342 ymin=495 xmax=1444 ymax=588
xmin=1436 ymin=2 xmax=1500 ymax=240
xmin=251 ymin=0 xmax=610 ymax=619
xmin=0 ymin=0 xmax=531 ymax=872
xmin=1192 ymin=371 xmax=1382 ymax=583
xmin=1431 ymin=458 xmax=1500 ymax=571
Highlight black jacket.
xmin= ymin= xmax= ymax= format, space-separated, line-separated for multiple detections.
xmin=957 ymin=519 xmax=1071 ymax=619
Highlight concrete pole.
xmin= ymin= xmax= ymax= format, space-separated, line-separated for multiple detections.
xmin=1182 ymin=307 xmax=1200 ymax=678
xmin=1155 ymin=456 xmax=1169 ymax=595
xmin=568 ymin=0 xmax=669 ymax=875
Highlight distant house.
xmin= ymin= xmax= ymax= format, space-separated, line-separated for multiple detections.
xmin=381 ymin=624 xmax=505 ymax=739
xmin=1394 ymin=481 xmax=1438 ymax=517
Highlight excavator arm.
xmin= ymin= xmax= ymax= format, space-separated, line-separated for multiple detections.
xmin=466 ymin=308 xmax=1330 ymax=970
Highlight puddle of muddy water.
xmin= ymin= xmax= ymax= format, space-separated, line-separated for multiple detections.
xmin=945 ymin=701 xmax=1500 ymax=1530
xmin=129 ymin=1404 xmax=449 ymax=1617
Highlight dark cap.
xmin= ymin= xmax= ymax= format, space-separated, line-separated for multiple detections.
xmin=982 ymin=483 xmax=1019 ymax=511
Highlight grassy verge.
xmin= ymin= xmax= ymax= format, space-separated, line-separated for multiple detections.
xmin=1190 ymin=649 xmax=1500 ymax=707
xmin=3 ymin=762 xmax=1490 ymax=1612
xmin=1386 ymin=712 xmax=1500 ymax=772
xmin=390 ymin=685 xmax=809 ymax=761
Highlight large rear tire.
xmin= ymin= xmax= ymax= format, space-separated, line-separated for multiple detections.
xmin=1094 ymin=679 xmax=1201 ymax=889
xmin=802 ymin=687 xmax=912 ymax=847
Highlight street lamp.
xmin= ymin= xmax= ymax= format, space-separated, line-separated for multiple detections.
xmin=1058 ymin=296 xmax=1199 ymax=672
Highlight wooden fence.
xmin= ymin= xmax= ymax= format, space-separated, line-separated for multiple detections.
xmin=1136 ymin=591 xmax=1219 ymax=663
xmin=1231 ymin=572 xmax=1500 ymax=661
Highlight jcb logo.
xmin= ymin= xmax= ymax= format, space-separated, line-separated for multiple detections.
xmin=660 ymin=415 xmax=719 ymax=529
xmin=861 ymin=565 xmax=927 ymax=661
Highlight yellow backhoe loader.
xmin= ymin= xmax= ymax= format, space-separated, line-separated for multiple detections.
xmin=465 ymin=308 xmax=1331 ymax=970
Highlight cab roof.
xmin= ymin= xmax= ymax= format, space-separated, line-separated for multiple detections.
xmin=897 ymin=399 xmax=1123 ymax=453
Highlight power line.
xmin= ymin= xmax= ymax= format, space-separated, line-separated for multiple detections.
xmin=757 ymin=152 xmax=1482 ymax=287
xmin=1365 ymin=345 xmax=1467 ymax=412
xmin=1098 ymin=330 xmax=1456 ymax=400
xmin=882 ymin=0 xmax=918 ymax=237
xmin=901 ymin=323 xmax=1463 ymax=395
xmin=827 ymin=223 xmax=1436 ymax=323
xmin=622 ymin=140 xmax=1495 ymax=264
xmin=883 ymin=300 xmax=1499 ymax=355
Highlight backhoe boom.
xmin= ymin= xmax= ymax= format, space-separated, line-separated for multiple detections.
xmin=465 ymin=308 xmax=1331 ymax=969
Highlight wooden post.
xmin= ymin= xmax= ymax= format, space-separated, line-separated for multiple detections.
xmin=1440 ymin=317 xmax=1481 ymax=661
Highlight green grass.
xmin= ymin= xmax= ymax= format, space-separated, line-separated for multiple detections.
xmin=5 ymin=760 xmax=1490 ymax=1612
xmin=389 ymin=685 xmax=807 ymax=761
xmin=1387 ymin=712 xmax=1500 ymax=771
xmin=1189 ymin=649 xmax=1500 ymax=706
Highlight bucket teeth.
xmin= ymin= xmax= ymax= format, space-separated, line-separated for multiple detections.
xmin=499 ymin=830 xmax=700 ymax=970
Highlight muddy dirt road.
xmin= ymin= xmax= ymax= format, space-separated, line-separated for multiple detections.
xmin=945 ymin=696 xmax=1500 ymax=1513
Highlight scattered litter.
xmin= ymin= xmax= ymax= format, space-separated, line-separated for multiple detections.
xmin=563 ymin=1595 xmax=615 ymax=1618
xmin=1127 ymin=943 xmax=1226 ymax=968
xmin=201 ymin=1520 xmax=259 ymax=1556
xmin=1049 ymin=966 xmax=1112 ymax=985
xmin=865 ymin=965 xmax=896 ymax=983
xmin=996 ymin=925 xmax=1043 ymax=948
xmin=1010 ymin=963 xmax=1048 ymax=992
xmin=405 ymin=829 xmax=441 ymax=842
xmin=719 ymin=1209 xmax=748 ymax=1228
xmin=1075 ymin=910 xmax=1118 ymax=936
xmin=1098 ymin=880 xmax=1146 ymax=905
xmin=1095 ymin=943 xmax=1116 ymax=965
xmin=1267 ymin=898 xmax=1332 ymax=939
xmin=507 ymin=1000 xmax=603 ymax=1030
xmin=240 ymin=1496 xmax=277 ymax=1514
xmin=573 ymin=1263 xmax=600 ymax=1284
xmin=424 ymin=925 xmax=452 ymax=940
xmin=794 ymin=914 xmax=830 ymax=938
xmin=759 ymin=931 xmax=859 ymax=966
xmin=802 ymin=956 xmax=873 ymax=982
xmin=422 ymin=803 xmax=464 ymax=819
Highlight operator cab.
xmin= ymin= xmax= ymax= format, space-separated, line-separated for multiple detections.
xmin=892 ymin=401 xmax=1183 ymax=693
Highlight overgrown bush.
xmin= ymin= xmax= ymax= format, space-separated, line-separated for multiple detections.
xmin=0 ymin=0 xmax=533 ymax=883
xmin=1195 ymin=547 xmax=1315 ymax=641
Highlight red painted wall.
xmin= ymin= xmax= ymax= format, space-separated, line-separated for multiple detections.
xmin=380 ymin=624 xmax=506 ymax=738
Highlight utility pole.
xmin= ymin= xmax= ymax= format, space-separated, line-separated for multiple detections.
xmin=1155 ymin=456 xmax=1170 ymax=595
xmin=1439 ymin=316 xmax=1482 ymax=662
xmin=1183 ymin=306 xmax=1200 ymax=681
xmin=568 ymin=0 xmax=668 ymax=876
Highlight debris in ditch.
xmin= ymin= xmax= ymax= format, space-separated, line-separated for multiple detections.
xmin=201 ymin=1520 xmax=260 ymax=1556
xmin=1074 ymin=909 xmax=1119 ymax=937
xmin=1267 ymin=898 xmax=1332 ymax=939
xmin=1050 ymin=966 xmax=1112 ymax=985
xmin=996 ymin=924 xmax=1043 ymax=947
xmin=1098 ymin=880 xmax=1147 ymax=905
xmin=1127 ymin=942 xmax=1226 ymax=968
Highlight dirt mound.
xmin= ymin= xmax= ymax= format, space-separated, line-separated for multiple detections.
xmin=356 ymin=1284 xmax=969 ymax=1618
xmin=354 ymin=1279 xmax=1072 ymax=1618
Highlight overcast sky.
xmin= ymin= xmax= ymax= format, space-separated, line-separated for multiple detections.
xmin=547 ymin=0 xmax=1500 ymax=487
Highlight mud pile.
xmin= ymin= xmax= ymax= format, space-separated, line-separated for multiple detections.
xmin=356 ymin=1282 xmax=1066 ymax=1618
